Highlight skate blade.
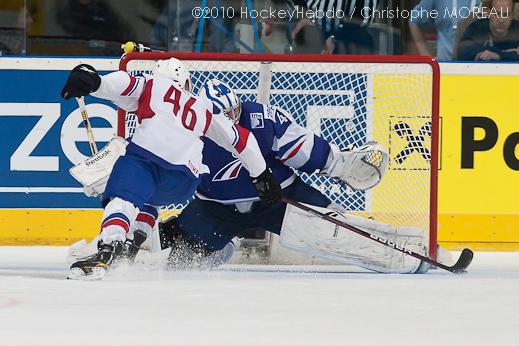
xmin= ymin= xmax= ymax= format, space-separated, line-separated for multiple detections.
xmin=67 ymin=267 xmax=107 ymax=281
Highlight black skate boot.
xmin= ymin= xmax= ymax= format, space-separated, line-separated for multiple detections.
xmin=120 ymin=230 xmax=147 ymax=263
xmin=67 ymin=241 xmax=124 ymax=280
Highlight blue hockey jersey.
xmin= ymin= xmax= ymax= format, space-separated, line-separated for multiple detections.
xmin=196 ymin=101 xmax=331 ymax=204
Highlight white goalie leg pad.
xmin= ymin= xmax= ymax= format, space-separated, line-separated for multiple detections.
xmin=100 ymin=197 xmax=138 ymax=244
xmin=67 ymin=236 xmax=100 ymax=264
xmin=69 ymin=136 xmax=128 ymax=197
xmin=68 ymin=229 xmax=162 ymax=264
xmin=139 ymin=222 xmax=163 ymax=253
xmin=323 ymin=141 xmax=389 ymax=191
xmin=280 ymin=204 xmax=427 ymax=273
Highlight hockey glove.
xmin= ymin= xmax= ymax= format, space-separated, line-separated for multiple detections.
xmin=322 ymin=141 xmax=389 ymax=191
xmin=61 ymin=64 xmax=101 ymax=100
xmin=251 ymin=168 xmax=282 ymax=205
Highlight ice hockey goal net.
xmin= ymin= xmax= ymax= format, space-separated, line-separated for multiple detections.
xmin=118 ymin=52 xmax=440 ymax=261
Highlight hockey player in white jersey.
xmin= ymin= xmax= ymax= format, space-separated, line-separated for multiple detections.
xmin=160 ymin=79 xmax=430 ymax=273
xmin=60 ymin=60 xmax=281 ymax=280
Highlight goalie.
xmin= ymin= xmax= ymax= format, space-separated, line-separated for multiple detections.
xmin=160 ymin=79 xmax=429 ymax=274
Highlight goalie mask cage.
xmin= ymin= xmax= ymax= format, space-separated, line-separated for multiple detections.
xmin=118 ymin=52 xmax=440 ymax=261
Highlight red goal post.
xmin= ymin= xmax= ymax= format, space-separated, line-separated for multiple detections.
xmin=118 ymin=53 xmax=440 ymax=260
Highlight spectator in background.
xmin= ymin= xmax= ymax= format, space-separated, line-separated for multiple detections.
xmin=0 ymin=5 xmax=33 ymax=55
xmin=409 ymin=0 xmax=480 ymax=60
xmin=290 ymin=0 xmax=378 ymax=54
xmin=457 ymin=0 xmax=519 ymax=60
xmin=150 ymin=1 xmax=238 ymax=53
xmin=149 ymin=2 xmax=198 ymax=51
xmin=452 ymin=0 xmax=491 ymax=58
xmin=57 ymin=0 xmax=132 ymax=42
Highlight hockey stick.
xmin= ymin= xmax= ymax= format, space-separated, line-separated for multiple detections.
xmin=76 ymin=97 xmax=98 ymax=155
xmin=282 ymin=197 xmax=474 ymax=273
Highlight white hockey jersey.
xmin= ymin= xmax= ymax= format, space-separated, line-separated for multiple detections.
xmin=91 ymin=71 xmax=266 ymax=178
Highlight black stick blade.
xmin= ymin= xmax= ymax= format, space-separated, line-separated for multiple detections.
xmin=450 ymin=248 xmax=474 ymax=273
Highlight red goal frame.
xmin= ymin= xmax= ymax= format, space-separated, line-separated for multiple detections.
xmin=118 ymin=52 xmax=440 ymax=260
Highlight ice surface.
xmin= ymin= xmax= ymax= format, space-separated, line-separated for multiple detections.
xmin=0 ymin=247 xmax=518 ymax=346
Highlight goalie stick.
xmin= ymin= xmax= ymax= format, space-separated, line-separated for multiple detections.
xmin=76 ymin=96 xmax=98 ymax=154
xmin=282 ymin=197 xmax=473 ymax=274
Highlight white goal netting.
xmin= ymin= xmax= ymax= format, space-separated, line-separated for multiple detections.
xmin=118 ymin=53 xmax=439 ymax=258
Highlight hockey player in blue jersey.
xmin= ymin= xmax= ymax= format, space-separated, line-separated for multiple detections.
xmin=161 ymin=78 xmax=338 ymax=266
xmin=160 ymin=79 xmax=429 ymax=273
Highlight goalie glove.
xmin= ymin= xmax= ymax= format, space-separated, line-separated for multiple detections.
xmin=322 ymin=141 xmax=389 ymax=191
xmin=69 ymin=137 xmax=128 ymax=197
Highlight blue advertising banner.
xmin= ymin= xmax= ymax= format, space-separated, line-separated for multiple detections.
xmin=0 ymin=58 xmax=119 ymax=208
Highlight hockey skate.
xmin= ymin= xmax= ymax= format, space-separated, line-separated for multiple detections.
xmin=67 ymin=231 xmax=147 ymax=280
xmin=119 ymin=230 xmax=147 ymax=264
xmin=67 ymin=241 xmax=124 ymax=280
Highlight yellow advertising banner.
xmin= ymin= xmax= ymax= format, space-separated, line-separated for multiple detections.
xmin=439 ymin=65 xmax=519 ymax=250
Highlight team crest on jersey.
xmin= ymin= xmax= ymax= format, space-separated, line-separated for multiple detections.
xmin=212 ymin=159 xmax=243 ymax=182
xmin=250 ymin=112 xmax=264 ymax=129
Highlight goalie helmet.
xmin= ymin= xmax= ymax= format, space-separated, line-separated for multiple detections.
xmin=152 ymin=58 xmax=192 ymax=91
xmin=200 ymin=79 xmax=242 ymax=123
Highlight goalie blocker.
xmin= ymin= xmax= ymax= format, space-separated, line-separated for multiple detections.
xmin=69 ymin=136 xmax=128 ymax=197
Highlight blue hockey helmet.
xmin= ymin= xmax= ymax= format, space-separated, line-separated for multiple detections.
xmin=200 ymin=79 xmax=242 ymax=123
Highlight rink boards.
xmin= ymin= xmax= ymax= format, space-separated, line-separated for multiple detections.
xmin=0 ymin=58 xmax=518 ymax=249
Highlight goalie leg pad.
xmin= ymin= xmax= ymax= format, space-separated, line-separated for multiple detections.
xmin=280 ymin=204 xmax=427 ymax=273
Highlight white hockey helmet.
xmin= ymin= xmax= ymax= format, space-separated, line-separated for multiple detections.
xmin=152 ymin=57 xmax=192 ymax=91
xmin=200 ymin=79 xmax=241 ymax=123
